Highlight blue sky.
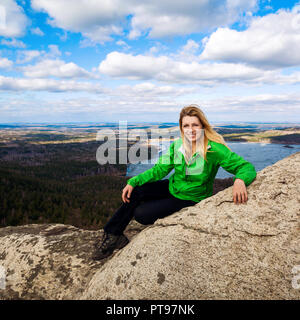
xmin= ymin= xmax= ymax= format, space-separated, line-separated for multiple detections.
xmin=0 ymin=0 xmax=300 ymax=123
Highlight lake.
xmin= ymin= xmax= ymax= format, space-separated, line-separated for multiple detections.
xmin=126 ymin=141 xmax=300 ymax=180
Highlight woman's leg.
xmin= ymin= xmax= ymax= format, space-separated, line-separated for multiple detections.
xmin=103 ymin=179 xmax=172 ymax=235
xmin=133 ymin=197 xmax=196 ymax=225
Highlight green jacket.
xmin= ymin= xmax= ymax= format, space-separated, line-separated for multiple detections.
xmin=127 ymin=137 xmax=257 ymax=203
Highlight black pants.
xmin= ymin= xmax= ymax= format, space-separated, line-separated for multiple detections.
xmin=103 ymin=179 xmax=197 ymax=235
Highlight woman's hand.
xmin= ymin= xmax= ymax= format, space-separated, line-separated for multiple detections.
xmin=232 ymin=178 xmax=248 ymax=204
xmin=122 ymin=184 xmax=134 ymax=203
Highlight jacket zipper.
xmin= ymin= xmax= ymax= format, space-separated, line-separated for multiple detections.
xmin=185 ymin=153 xmax=199 ymax=178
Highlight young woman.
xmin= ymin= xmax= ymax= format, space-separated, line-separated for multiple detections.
xmin=93 ymin=105 xmax=257 ymax=260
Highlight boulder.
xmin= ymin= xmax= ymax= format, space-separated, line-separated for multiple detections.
xmin=82 ymin=151 xmax=300 ymax=299
xmin=0 ymin=224 xmax=103 ymax=299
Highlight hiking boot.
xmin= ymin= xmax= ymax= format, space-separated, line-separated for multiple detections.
xmin=93 ymin=231 xmax=129 ymax=260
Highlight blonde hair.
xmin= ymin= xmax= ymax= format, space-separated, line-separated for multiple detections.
xmin=179 ymin=104 xmax=231 ymax=163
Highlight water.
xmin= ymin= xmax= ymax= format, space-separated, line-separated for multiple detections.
xmin=126 ymin=141 xmax=300 ymax=180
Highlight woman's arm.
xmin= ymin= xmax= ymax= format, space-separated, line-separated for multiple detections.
xmin=214 ymin=142 xmax=257 ymax=187
xmin=213 ymin=142 xmax=257 ymax=204
xmin=127 ymin=141 xmax=175 ymax=188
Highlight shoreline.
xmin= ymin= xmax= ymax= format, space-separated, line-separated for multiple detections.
xmin=224 ymin=140 xmax=300 ymax=146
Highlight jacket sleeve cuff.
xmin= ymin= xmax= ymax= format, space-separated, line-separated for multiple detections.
xmin=233 ymin=171 xmax=256 ymax=186
xmin=127 ymin=178 xmax=138 ymax=188
xmin=233 ymin=176 xmax=245 ymax=184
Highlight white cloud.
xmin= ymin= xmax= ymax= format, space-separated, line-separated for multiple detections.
xmin=174 ymin=39 xmax=201 ymax=62
xmin=98 ymin=51 xmax=300 ymax=85
xmin=2 ymin=89 xmax=300 ymax=123
xmin=264 ymin=5 xmax=273 ymax=11
xmin=31 ymin=0 xmax=258 ymax=42
xmin=202 ymin=93 xmax=300 ymax=116
xmin=116 ymin=40 xmax=131 ymax=50
xmin=116 ymin=82 xmax=196 ymax=98
xmin=0 ymin=75 xmax=105 ymax=92
xmin=20 ymin=59 xmax=93 ymax=79
xmin=15 ymin=45 xmax=64 ymax=65
xmin=47 ymin=44 xmax=61 ymax=57
xmin=0 ymin=0 xmax=28 ymax=37
xmin=31 ymin=0 xmax=127 ymax=42
xmin=182 ymin=40 xmax=199 ymax=53
xmin=1 ymin=38 xmax=26 ymax=48
xmin=16 ymin=50 xmax=40 ymax=64
xmin=149 ymin=46 xmax=159 ymax=55
xmin=0 ymin=57 xmax=13 ymax=69
xmin=128 ymin=0 xmax=258 ymax=39
xmin=200 ymin=5 xmax=300 ymax=69
xmin=0 ymin=75 xmax=195 ymax=101
xmin=57 ymin=30 xmax=68 ymax=41
xmin=99 ymin=52 xmax=172 ymax=80
xmin=31 ymin=27 xmax=44 ymax=36
xmin=148 ymin=42 xmax=168 ymax=56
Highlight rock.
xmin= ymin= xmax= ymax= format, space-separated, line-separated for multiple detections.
xmin=81 ymin=151 xmax=300 ymax=300
xmin=0 ymin=224 xmax=102 ymax=299
xmin=0 ymin=221 xmax=147 ymax=300
xmin=0 ymin=152 xmax=299 ymax=300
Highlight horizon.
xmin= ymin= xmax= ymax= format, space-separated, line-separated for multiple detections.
xmin=1 ymin=121 xmax=300 ymax=125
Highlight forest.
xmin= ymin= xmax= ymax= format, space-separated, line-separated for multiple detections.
xmin=0 ymin=160 xmax=130 ymax=230
xmin=0 ymin=137 xmax=132 ymax=230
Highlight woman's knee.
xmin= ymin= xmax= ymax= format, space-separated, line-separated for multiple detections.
xmin=133 ymin=206 xmax=155 ymax=225
xmin=129 ymin=186 xmax=143 ymax=201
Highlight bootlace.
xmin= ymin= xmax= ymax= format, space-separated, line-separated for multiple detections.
xmin=99 ymin=232 xmax=120 ymax=250
xmin=99 ymin=232 xmax=110 ymax=248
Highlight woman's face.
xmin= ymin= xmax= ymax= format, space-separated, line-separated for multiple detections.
xmin=182 ymin=116 xmax=203 ymax=143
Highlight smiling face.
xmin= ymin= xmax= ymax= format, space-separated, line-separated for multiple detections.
xmin=181 ymin=115 xmax=203 ymax=143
